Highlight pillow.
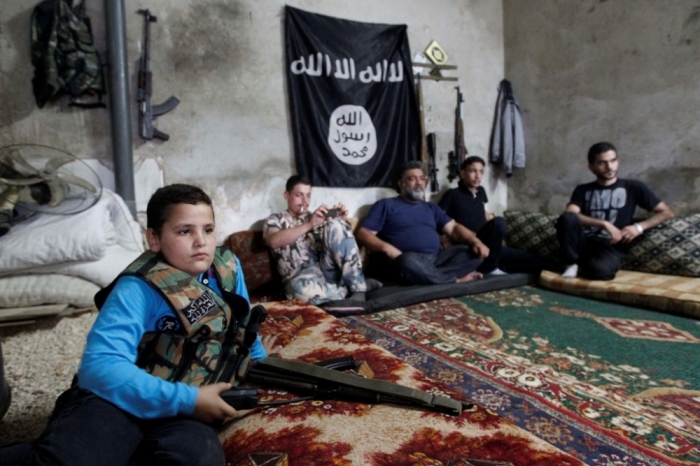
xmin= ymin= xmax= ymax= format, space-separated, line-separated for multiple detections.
xmin=0 ymin=273 xmax=100 ymax=308
xmin=225 ymin=230 xmax=276 ymax=292
xmin=623 ymin=214 xmax=700 ymax=277
xmin=0 ymin=190 xmax=143 ymax=275
xmin=504 ymin=211 xmax=560 ymax=262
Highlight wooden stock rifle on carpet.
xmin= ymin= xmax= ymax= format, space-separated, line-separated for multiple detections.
xmin=220 ymin=356 xmax=469 ymax=416
xmin=211 ymin=304 xmax=473 ymax=416
xmin=215 ymin=306 xmax=469 ymax=416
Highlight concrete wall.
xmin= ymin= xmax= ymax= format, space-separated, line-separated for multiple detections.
xmin=1 ymin=0 xmax=506 ymax=243
xmin=503 ymin=0 xmax=700 ymax=216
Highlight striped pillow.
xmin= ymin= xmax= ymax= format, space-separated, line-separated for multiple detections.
xmin=503 ymin=211 xmax=560 ymax=262
xmin=623 ymin=214 xmax=700 ymax=277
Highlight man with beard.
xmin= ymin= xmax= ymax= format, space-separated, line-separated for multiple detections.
xmin=264 ymin=175 xmax=379 ymax=304
xmin=556 ymin=141 xmax=674 ymax=280
xmin=356 ymin=161 xmax=488 ymax=285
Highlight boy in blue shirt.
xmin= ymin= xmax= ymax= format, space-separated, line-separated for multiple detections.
xmin=0 ymin=184 xmax=273 ymax=466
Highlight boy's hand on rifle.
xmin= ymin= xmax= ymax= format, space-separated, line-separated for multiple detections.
xmin=193 ymin=382 xmax=237 ymax=423
xmin=261 ymin=334 xmax=282 ymax=356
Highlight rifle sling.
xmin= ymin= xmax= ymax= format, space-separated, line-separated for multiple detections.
xmin=254 ymin=357 xmax=462 ymax=415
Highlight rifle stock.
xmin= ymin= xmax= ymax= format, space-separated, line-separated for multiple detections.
xmin=137 ymin=9 xmax=179 ymax=141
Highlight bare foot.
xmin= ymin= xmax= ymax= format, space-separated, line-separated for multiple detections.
xmin=261 ymin=334 xmax=282 ymax=356
xmin=456 ymin=271 xmax=483 ymax=283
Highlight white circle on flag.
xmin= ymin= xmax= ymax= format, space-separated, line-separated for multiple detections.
xmin=327 ymin=105 xmax=377 ymax=166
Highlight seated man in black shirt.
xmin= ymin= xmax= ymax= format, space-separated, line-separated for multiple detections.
xmin=439 ymin=156 xmax=544 ymax=276
xmin=557 ymin=142 xmax=674 ymax=280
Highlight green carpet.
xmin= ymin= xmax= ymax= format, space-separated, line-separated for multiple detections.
xmin=344 ymin=286 xmax=700 ymax=466
xmin=469 ymin=287 xmax=700 ymax=391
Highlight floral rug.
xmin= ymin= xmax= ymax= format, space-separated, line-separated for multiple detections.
xmin=343 ymin=287 xmax=700 ymax=466
xmin=220 ymin=300 xmax=583 ymax=465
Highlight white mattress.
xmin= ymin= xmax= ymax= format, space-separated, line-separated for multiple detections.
xmin=0 ymin=274 xmax=100 ymax=309
xmin=0 ymin=189 xmax=144 ymax=287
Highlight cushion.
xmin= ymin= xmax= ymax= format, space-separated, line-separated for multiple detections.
xmin=504 ymin=210 xmax=560 ymax=262
xmin=622 ymin=213 xmax=700 ymax=277
xmin=224 ymin=230 xmax=276 ymax=292
xmin=0 ymin=274 xmax=100 ymax=309
xmin=505 ymin=211 xmax=700 ymax=278
xmin=322 ymin=273 xmax=536 ymax=316
xmin=539 ymin=270 xmax=700 ymax=319
xmin=226 ymin=219 xmax=362 ymax=293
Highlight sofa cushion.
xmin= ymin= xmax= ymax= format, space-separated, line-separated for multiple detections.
xmin=623 ymin=213 xmax=700 ymax=277
xmin=224 ymin=230 xmax=276 ymax=292
xmin=504 ymin=210 xmax=560 ymax=262
xmin=505 ymin=211 xmax=700 ymax=278
xmin=322 ymin=273 xmax=537 ymax=316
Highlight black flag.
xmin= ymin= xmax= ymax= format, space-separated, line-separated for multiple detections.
xmin=285 ymin=6 xmax=420 ymax=188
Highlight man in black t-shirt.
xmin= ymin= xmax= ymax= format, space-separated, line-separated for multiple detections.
xmin=556 ymin=142 xmax=674 ymax=280
xmin=439 ymin=156 xmax=543 ymax=275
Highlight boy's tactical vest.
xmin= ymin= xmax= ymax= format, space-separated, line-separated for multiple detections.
xmin=95 ymin=247 xmax=265 ymax=387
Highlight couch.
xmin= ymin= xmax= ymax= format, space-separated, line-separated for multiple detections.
xmin=504 ymin=211 xmax=700 ymax=319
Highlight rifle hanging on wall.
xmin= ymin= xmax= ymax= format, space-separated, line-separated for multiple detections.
xmin=416 ymin=74 xmax=439 ymax=194
xmin=447 ymin=86 xmax=467 ymax=182
xmin=427 ymin=132 xmax=439 ymax=193
xmin=416 ymin=76 xmax=428 ymax=168
xmin=137 ymin=9 xmax=179 ymax=141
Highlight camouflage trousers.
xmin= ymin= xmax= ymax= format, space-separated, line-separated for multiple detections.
xmin=285 ymin=219 xmax=367 ymax=305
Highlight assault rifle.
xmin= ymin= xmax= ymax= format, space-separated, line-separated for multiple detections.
xmin=221 ymin=356 xmax=470 ymax=416
xmin=447 ymin=86 xmax=467 ymax=182
xmin=427 ymin=132 xmax=439 ymax=193
xmin=137 ymin=9 xmax=179 ymax=141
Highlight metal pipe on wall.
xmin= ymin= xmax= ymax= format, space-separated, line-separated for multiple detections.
xmin=104 ymin=0 xmax=136 ymax=218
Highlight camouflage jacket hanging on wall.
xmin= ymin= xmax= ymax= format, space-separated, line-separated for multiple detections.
xmin=30 ymin=0 xmax=106 ymax=108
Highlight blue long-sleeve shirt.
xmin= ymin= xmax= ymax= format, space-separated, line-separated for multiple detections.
xmin=77 ymin=257 xmax=266 ymax=419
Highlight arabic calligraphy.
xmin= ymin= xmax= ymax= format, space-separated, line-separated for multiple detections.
xmin=291 ymin=53 xmax=404 ymax=83
xmin=327 ymin=105 xmax=377 ymax=166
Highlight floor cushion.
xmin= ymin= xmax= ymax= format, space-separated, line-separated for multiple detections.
xmin=321 ymin=273 xmax=537 ymax=316
xmin=539 ymin=270 xmax=700 ymax=319
xmin=225 ymin=229 xmax=539 ymax=313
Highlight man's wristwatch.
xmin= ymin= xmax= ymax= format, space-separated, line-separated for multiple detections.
xmin=634 ymin=223 xmax=644 ymax=234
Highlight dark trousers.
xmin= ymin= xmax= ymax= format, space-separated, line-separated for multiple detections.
xmin=477 ymin=217 xmax=544 ymax=275
xmin=0 ymin=386 xmax=225 ymax=466
xmin=556 ymin=212 xmax=624 ymax=280
xmin=389 ymin=245 xmax=483 ymax=285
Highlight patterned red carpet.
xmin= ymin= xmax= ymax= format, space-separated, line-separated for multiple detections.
xmin=220 ymin=301 xmax=584 ymax=465
xmin=343 ymin=287 xmax=700 ymax=466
